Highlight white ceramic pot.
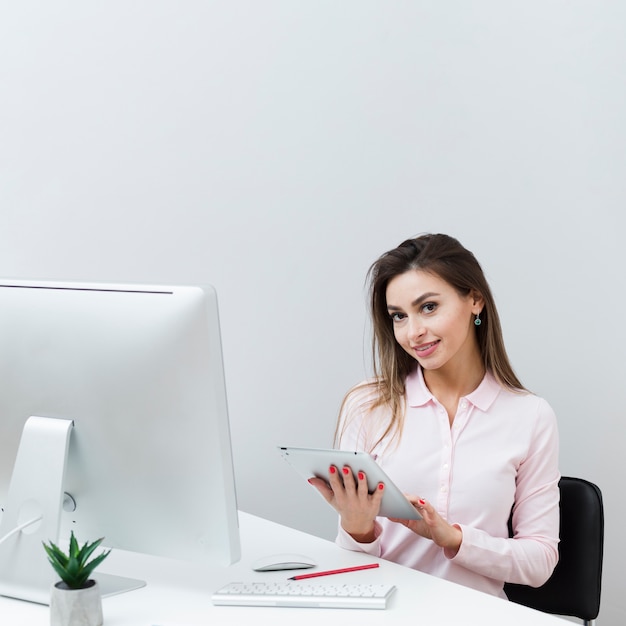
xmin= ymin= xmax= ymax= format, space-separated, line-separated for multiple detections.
xmin=50 ymin=579 xmax=103 ymax=626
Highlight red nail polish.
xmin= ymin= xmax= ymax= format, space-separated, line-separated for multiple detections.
xmin=342 ymin=467 xmax=349 ymax=475
xmin=378 ymin=483 xmax=384 ymax=490
xmin=329 ymin=466 xmax=336 ymax=474
xmin=358 ymin=472 xmax=364 ymax=481
xmin=418 ymin=498 xmax=426 ymax=505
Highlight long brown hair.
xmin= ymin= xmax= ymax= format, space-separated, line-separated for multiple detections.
xmin=335 ymin=233 xmax=525 ymax=449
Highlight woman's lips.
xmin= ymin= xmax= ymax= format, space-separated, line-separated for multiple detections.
xmin=413 ymin=340 xmax=439 ymax=358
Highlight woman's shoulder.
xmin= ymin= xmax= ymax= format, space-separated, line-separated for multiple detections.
xmin=336 ymin=379 xmax=392 ymax=450
xmin=495 ymin=385 xmax=558 ymax=424
xmin=342 ymin=379 xmax=381 ymax=410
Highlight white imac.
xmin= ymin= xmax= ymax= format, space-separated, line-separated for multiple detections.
xmin=0 ymin=280 xmax=240 ymax=604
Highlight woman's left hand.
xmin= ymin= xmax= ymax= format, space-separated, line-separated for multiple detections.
xmin=389 ymin=496 xmax=463 ymax=557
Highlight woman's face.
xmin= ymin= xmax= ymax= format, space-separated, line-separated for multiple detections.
xmin=385 ymin=269 xmax=483 ymax=373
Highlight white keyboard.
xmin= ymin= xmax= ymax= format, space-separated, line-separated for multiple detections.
xmin=212 ymin=581 xmax=396 ymax=609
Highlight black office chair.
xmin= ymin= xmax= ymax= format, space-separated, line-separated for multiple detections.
xmin=504 ymin=477 xmax=604 ymax=626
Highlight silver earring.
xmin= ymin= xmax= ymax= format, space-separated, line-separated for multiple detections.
xmin=474 ymin=312 xmax=482 ymax=326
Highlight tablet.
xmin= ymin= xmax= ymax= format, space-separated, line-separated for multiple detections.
xmin=278 ymin=446 xmax=421 ymax=521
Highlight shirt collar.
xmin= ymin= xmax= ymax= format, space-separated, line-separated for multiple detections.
xmin=406 ymin=365 xmax=501 ymax=412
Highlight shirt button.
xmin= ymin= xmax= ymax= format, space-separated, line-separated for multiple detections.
xmin=460 ymin=400 xmax=468 ymax=410
xmin=440 ymin=485 xmax=447 ymax=493
xmin=442 ymin=463 xmax=449 ymax=470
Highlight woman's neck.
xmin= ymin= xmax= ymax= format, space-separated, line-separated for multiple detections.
xmin=422 ymin=355 xmax=486 ymax=424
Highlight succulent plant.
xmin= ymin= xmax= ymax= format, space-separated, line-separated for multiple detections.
xmin=43 ymin=531 xmax=111 ymax=589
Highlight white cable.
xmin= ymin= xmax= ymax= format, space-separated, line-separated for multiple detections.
xmin=0 ymin=515 xmax=44 ymax=546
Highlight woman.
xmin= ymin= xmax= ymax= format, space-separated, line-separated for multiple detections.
xmin=310 ymin=233 xmax=560 ymax=598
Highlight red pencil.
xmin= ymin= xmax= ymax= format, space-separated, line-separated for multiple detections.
xmin=288 ymin=563 xmax=380 ymax=580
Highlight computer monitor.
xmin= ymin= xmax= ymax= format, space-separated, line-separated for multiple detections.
xmin=0 ymin=280 xmax=240 ymax=604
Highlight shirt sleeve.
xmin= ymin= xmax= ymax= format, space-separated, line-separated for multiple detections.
xmin=447 ymin=397 xmax=560 ymax=587
xmin=333 ymin=382 xmax=387 ymax=556
xmin=336 ymin=520 xmax=384 ymax=556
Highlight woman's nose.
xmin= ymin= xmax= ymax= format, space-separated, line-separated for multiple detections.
xmin=407 ymin=316 xmax=425 ymax=340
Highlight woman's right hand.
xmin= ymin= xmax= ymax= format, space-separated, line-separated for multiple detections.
xmin=308 ymin=466 xmax=384 ymax=543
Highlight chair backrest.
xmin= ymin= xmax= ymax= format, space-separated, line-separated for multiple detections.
xmin=504 ymin=477 xmax=604 ymax=623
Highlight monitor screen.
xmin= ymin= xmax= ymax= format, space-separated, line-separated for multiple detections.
xmin=0 ymin=281 xmax=240 ymax=604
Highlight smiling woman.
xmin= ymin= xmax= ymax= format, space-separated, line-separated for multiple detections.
xmin=385 ymin=270 xmax=484 ymax=408
xmin=308 ymin=233 xmax=560 ymax=599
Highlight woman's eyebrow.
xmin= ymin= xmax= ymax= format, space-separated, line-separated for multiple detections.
xmin=411 ymin=292 xmax=439 ymax=307
xmin=387 ymin=292 xmax=440 ymax=311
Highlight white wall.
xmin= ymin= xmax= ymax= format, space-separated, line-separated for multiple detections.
xmin=1 ymin=2 xmax=624 ymax=623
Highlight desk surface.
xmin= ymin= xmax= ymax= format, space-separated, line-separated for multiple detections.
xmin=0 ymin=512 xmax=566 ymax=625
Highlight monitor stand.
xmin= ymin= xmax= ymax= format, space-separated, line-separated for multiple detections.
xmin=95 ymin=572 xmax=146 ymax=598
xmin=0 ymin=416 xmax=145 ymax=605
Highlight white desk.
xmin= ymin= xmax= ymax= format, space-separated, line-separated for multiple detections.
xmin=0 ymin=512 xmax=567 ymax=625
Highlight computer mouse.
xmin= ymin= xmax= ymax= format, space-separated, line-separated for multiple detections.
xmin=251 ymin=553 xmax=317 ymax=572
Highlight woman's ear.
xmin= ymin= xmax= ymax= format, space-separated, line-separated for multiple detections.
xmin=470 ymin=290 xmax=484 ymax=314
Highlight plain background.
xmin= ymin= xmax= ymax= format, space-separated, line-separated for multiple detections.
xmin=0 ymin=2 xmax=623 ymax=623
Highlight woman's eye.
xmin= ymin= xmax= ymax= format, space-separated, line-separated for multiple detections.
xmin=422 ymin=302 xmax=437 ymax=314
xmin=389 ymin=312 xmax=406 ymax=323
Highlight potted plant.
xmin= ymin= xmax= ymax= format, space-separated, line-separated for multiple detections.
xmin=43 ymin=531 xmax=111 ymax=626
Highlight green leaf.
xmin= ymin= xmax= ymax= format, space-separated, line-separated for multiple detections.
xmin=68 ymin=532 xmax=79 ymax=558
xmin=77 ymin=536 xmax=105 ymax=564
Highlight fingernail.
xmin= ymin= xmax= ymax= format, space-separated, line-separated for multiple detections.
xmin=329 ymin=466 xmax=336 ymax=474
xmin=342 ymin=467 xmax=349 ymax=475
xmin=358 ymin=471 xmax=365 ymax=481
xmin=378 ymin=483 xmax=384 ymax=490
xmin=418 ymin=498 xmax=426 ymax=505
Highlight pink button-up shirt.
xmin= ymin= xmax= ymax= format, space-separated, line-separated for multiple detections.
xmin=336 ymin=367 xmax=560 ymax=598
